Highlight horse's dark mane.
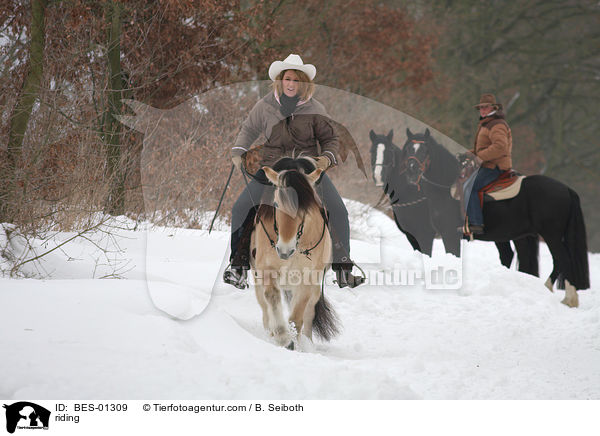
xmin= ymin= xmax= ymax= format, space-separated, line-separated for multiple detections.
xmin=412 ymin=132 xmax=459 ymax=185
xmin=272 ymin=156 xmax=316 ymax=173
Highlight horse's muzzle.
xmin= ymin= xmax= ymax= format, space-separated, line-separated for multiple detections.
xmin=276 ymin=246 xmax=295 ymax=260
xmin=406 ymin=163 xmax=420 ymax=184
xmin=406 ymin=172 xmax=419 ymax=185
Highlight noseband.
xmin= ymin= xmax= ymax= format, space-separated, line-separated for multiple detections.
xmin=406 ymin=140 xmax=430 ymax=191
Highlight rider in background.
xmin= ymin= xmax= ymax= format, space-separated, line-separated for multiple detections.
xmin=223 ymin=54 xmax=364 ymax=290
xmin=465 ymin=93 xmax=513 ymax=235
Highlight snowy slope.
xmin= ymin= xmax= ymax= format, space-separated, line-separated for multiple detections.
xmin=1 ymin=203 xmax=599 ymax=400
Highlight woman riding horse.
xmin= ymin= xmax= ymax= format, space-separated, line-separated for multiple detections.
xmin=403 ymin=128 xmax=589 ymax=307
xmin=223 ymin=54 xmax=364 ymax=290
xmin=464 ymin=93 xmax=513 ymax=235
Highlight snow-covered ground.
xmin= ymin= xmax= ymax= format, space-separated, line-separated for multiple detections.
xmin=1 ymin=201 xmax=599 ymax=399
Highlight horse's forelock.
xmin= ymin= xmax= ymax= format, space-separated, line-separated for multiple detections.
xmin=278 ymin=169 xmax=319 ymax=214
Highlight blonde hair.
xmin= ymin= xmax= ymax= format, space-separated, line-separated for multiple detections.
xmin=272 ymin=70 xmax=315 ymax=101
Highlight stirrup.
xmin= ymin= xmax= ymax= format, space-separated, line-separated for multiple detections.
xmin=459 ymin=219 xmax=483 ymax=241
xmin=469 ymin=224 xmax=484 ymax=235
xmin=223 ymin=264 xmax=249 ymax=289
xmin=332 ymin=261 xmax=365 ymax=289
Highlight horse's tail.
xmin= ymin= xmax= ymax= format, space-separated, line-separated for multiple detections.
xmin=516 ymin=235 xmax=539 ymax=277
xmin=564 ymin=189 xmax=590 ymax=290
xmin=312 ymin=293 xmax=340 ymax=341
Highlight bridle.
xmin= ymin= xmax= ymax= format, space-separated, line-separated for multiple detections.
xmin=406 ymin=140 xmax=455 ymax=191
xmin=405 ymin=140 xmax=430 ymax=191
xmin=260 ymin=177 xmax=329 ymax=261
xmin=372 ymin=142 xmax=408 ymax=183
xmin=372 ymin=142 xmax=415 ymax=209
xmin=372 ymin=143 xmax=402 ymax=173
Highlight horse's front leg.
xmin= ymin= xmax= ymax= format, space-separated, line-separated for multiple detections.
xmin=288 ymin=287 xmax=311 ymax=343
xmin=264 ymin=283 xmax=290 ymax=347
xmin=431 ymin=202 xmax=461 ymax=257
xmin=253 ymin=281 xmax=269 ymax=331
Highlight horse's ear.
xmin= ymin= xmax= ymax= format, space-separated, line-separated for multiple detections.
xmin=306 ymin=168 xmax=323 ymax=185
xmin=387 ymin=129 xmax=393 ymax=141
xmin=424 ymin=128 xmax=431 ymax=139
xmin=262 ymin=166 xmax=279 ymax=186
xmin=369 ymin=130 xmax=376 ymax=142
xmin=406 ymin=128 xmax=413 ymax=139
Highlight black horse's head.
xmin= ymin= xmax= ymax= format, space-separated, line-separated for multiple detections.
xmin=403 ymin=128 xmax=433 ymax=186
xmin=403 ymin=128 xmax=461 ymax=190
xmin=369 ymin=129 xmax=399 ymax=187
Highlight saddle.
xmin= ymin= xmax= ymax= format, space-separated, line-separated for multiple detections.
xmin=479 ymin=170 xmax=525 ymax=206
xmin=452 ymin=167 xmax=525 ymax=236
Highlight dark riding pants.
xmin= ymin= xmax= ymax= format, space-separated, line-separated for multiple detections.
xmin=231 ymin=172 xmax=350 ymax=266
xmin=466 ymin=166 xmax=502 ymax=226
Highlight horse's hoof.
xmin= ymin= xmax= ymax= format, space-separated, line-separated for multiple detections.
xmin=561 ymin=295 xmax=579 ymax=308
xmin=286 ymin=341 xmax=295 ymax=350
xmin=544 ymin=277 xmax=554 ymax=293
xmin=561 ymin=281 xmax=579 ymax=308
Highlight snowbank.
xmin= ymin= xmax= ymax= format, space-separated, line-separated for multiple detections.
xmin=1 ymin=204 xmax=598 ymax=399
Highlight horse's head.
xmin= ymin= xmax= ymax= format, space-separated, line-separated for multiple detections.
xmin=369 ymin=129 xmax=398 ymax=187
xmin=262 ymin=158 xmax=323 ymax=260
xmin=403 ymin=128 xmax=433 ymax=186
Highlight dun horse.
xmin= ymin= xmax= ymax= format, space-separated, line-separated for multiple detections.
xmin=402 ymin=128 xmax=589 ymax=307
xmin=250 ymin=157 xmax=340 ymax=349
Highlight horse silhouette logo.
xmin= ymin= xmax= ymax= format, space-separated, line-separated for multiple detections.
xmin=3 ymin=402 xmax=50 ymax=433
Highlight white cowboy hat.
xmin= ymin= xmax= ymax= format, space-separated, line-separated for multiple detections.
xmin=268 ymin=54 xmax=316 ymax=81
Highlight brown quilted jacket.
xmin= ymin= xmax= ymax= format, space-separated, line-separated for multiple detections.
xmin=232 ymin=92 xmax=340 ymax=168
xmin=472 ymin=112 xmax=513 ymax=170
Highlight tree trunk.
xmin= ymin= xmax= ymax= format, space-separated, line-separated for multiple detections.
xmin=103 ymin=0 xmax=125 ymax=215
xmin=1 ymin=0 xmax=47 ymax=221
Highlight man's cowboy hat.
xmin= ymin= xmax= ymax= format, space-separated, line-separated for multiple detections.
xmin=474 ymin=93 xmax=503 ymax=110
xmin=268 ymin=54 xmax=316 ymax=81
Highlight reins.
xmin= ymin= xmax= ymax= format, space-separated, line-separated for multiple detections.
xmin=241 ymin=169 xmax=277 ymax=249
xmin=419 ymin=174 xmax=454 ymax=190
xmin=392 ymin=196 xmax=428 ymax=208
xmin=298 ymin=208 xmax=328 ymax=260
xmin=406 ymin=155 xmax=430 ymax=191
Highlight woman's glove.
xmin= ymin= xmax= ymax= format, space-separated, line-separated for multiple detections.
xmin=313 ymin=155 xmax=331 ymax=171
xmin=457 ymin=151 xmax=478 ymax=167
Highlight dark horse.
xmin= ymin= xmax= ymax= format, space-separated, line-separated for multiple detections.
xmin=402 ymin=128 xmax=590 ymax=307
xmin=370 ymin=129 xmax=537 ymax=273
xmin=370 ymin=129 xmax=436 ymax=255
